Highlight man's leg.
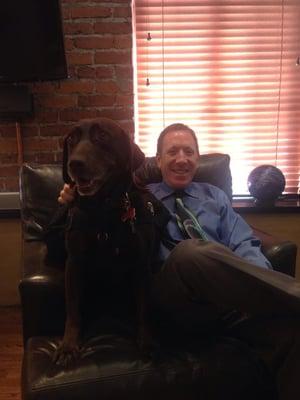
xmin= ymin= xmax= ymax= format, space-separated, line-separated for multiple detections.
xmin=150 ymin=239 xmax=300 ymax=399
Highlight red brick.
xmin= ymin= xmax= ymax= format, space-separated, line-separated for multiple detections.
xmin=114 ymin=35 xmax=132 ymax=49
xmin=115 ymin=93 xmax=134 ymax=106
xmin=64 ymin=37 xmax=75 ymax=51
xmin=24 ymin=138 xmax=59 ymax=152
xmin=0 ymin=154 xmax=18 ymax=163
xmin=95 ymin=81 xmax=119 ymax=94
xmin=56 ymin=80 xmax=95 ymax=94
xmin=97 ymin=108 xmax=133 ymax=121
xmin=77 ymin=66 xmax=96 ymax=79
xmin=84 ymin=0 xmax=130 ymax=2
xmin=31 ymin=82 xmax=56 ymax=94
xmin=3 ymin=177 xmax=18 ymax=192
xmin=0 ymin=139 xmax=17 ymax=153
xmin=121 ymin=120 xmax=134 ymax=135
xmin=60 ymin=108 xmax=98 ymax=122
xmin=94 ymin=22 xmax=131 ymax=35
xmin=61 ymin=0 xmax=82 ymax=3
xmin=56 ymin=152 xmax=63 ymax=163
xmin=67 ymin=0 xmax=129 ymax=2
xmin=21 ymin=125 xmax=40 ymax=137
xmin=0 ymin=165 xmax=19 ymax=178
xmin=67 ymin=65 xmax=77 ymax=79
xmin=62 ymin=6 xmax=71 ymax=20
xmin=75 ymin=36 xmax=114 ymax=50
xmin=78 ymin=95 xmax=115 ymax=107
xmin=113 ymin=6 xmax=131 ymax=18
xmin=116 ymin=78 xmax=133 ymax=93
xmin=34 ymin=110 xmax=59 ymax=123
xmin=68 ymin=51 xmax=94 ymax=66
xmin=70 ymin=6 xmax=111 ymax=19
xmin=38 ymin=95 xmax=78 ymax=108
xmin=25 ymin=153 xmax=57 ymax=164
xmin=95 ymin=66 xmax=114 ymax=79
xmin=95 ymin=50 xmax=131 ymax=65
xmin=40 ymin=125 xmax=71 ymax=137
xmin=115 ymin=65 xmax=133 ymax=79
xmin=64 ymin=22 xmax=94 ymax=35
xmin=0 ymin=125 xmax=16 ymax=137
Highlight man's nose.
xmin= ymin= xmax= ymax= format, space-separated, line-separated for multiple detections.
xmin=176 ymin=150 xmax=188 ymax=163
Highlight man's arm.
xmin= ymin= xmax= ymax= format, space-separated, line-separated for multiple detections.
xmin=218 ymin=191 xmax=272 ymax=269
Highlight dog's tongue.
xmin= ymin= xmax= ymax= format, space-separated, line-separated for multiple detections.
xmin=77 ymin=179 xmax=93 ymax=192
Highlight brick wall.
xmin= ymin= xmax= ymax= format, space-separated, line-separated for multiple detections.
xmin=0 ymin=0 xmax=134 ymax=192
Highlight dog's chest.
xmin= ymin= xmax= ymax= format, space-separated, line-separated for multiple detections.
xmin=67 ymin=201 xmax=139 ymax=262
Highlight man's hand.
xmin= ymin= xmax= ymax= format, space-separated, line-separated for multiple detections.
xmin=58 ymin=184 xmax=76 ymax=204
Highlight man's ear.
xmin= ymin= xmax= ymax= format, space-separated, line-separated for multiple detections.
xmin=156 ymin=153 xmax=162 ymax=170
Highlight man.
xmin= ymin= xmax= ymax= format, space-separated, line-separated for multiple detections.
xmin=59 ymin=123 xmax=300 ymax=399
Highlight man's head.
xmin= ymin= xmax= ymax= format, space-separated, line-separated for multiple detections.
xmin=156 ymin=123 xmax=200 ymax=189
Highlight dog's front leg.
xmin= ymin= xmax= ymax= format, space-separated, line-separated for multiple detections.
xmin=134 ymin=247 xmax=157 ymax=358
xmin=136 ymin=283 xmax=155 ymax=357
xmin=53 ymin=230 xmax=85 ymax=366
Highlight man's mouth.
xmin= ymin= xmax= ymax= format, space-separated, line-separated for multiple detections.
xmin=172 ymin=169 xmax=189 ymax=175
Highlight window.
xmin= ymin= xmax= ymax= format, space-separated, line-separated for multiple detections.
xmin=133 ymin=0 xmax=300 ymax=194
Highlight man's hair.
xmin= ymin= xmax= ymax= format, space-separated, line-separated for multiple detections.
xmin=156 ymin=123 xmax=199 ymax=155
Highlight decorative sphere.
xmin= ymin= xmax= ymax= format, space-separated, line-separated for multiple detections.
xmin=247 ymin=165 xmax=285 ymax=205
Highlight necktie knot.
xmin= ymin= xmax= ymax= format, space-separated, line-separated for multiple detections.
xmin=174 ymin=190 xmax=185 ymax=199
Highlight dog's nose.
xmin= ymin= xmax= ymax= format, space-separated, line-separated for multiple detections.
xmin=68 ymin=159 xmax=85 ymax=174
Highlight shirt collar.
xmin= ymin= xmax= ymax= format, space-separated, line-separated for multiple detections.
xmin=153 ymin=181 xmax=200 ymax=200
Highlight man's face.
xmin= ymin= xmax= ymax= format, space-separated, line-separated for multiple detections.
xmin=156 ymin=129 xmax=200 ymax=189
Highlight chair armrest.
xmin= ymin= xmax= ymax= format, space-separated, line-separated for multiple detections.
xmin=19 ymin=240 xmax=65 ymax=343
xmin=252 ymin=228 xmax=297 ymax=277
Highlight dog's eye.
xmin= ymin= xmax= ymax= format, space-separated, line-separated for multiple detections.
xmin=93 ymin=132 xmax=105 ymax=142
xmin=91 ymin=129 xmax=108 ymax=145
xmin=67 ymin=129 xmax=81 ymax=148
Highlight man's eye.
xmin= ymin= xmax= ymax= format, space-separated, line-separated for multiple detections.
xmin=185 ymin=149 xmax=194 ymax=156
xmin=167 ymin=149 xmax=177 ymax=156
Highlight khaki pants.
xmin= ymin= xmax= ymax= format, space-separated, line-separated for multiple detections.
xmin=150 ymin=239 xmax=300 ymax=400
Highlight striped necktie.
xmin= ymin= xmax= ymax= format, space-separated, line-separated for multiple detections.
xmin=174 ymin=192 xmax=208 ymax=241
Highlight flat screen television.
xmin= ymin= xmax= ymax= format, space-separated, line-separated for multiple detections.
xmin=0 ymin=0 xmax=68 ymax=83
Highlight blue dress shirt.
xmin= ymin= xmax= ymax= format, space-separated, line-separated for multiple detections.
xmin=147 ymin=181 xmax=272 ymax=270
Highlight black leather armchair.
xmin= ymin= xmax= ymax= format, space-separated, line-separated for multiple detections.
xmin=19 ymin=154 xmax=297 ymax=400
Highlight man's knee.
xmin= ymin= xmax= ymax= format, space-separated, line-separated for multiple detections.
xmin=166 ymin=239 xmax=222 ymax=275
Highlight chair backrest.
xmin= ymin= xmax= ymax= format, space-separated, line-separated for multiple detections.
xmin=19 ymin=153 xmax=232 ymax=241
xmin=20 ymin=164 xmax=64 ymax=241
xmin=136 ymin=153 xmax=232 ymax=198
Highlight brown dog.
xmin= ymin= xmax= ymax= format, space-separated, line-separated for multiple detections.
xmin=53 ymin=118 xmax=161 ymax=366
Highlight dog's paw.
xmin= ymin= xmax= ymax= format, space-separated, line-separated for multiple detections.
xmin=53 ymin=340 xmax=81 ymax=367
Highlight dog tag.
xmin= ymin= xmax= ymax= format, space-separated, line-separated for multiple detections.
xmin=147 ymin=201 xmax=155 ymax=216
xmin=97 ymin=232 xmax=109 ymax=241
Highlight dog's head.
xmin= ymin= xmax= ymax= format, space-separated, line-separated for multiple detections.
xmin=63 ymin=118 xmax=145 ymax=197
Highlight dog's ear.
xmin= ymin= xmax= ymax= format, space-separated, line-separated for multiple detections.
xmin=62 ymin=136 xmax=71 ymax=183
xmin=131 ymin=142 xmax=145 ymax=171
xmin=62 ymin=134 xmax=72 ymax=184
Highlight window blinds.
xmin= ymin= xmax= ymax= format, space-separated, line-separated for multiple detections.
xmin=133 ymin=0 xmax=300 ymax=194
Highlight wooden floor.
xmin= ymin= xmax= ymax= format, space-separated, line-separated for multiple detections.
xmin=0 ymin=306 xmax=22 ymax=400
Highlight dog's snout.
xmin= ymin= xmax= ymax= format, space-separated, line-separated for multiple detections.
xmin=69 ymin=159 xmax=86 ymax=174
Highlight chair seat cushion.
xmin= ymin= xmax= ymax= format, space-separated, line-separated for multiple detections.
xmin=22 ymin=330 xmax=274 ymax=400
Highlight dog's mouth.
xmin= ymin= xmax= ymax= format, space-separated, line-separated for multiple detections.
xmin=74 ymin=177 xmax=103 ymax=196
